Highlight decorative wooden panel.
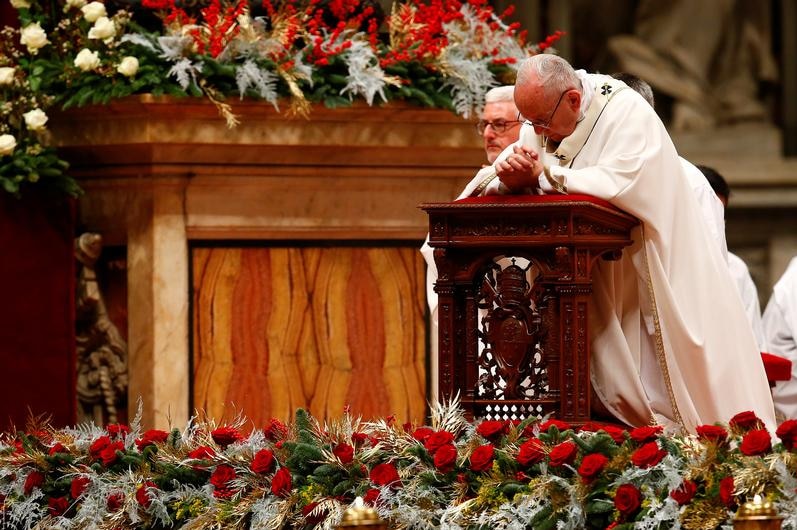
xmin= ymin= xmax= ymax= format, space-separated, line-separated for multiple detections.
xmin=191 ymin=245 xmax=427 ymax=426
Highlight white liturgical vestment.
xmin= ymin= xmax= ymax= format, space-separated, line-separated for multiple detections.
xmin=763 ymin=257 xmax=797 ymax=419
xmin=480 ymin=72 xmax=775 ymax=433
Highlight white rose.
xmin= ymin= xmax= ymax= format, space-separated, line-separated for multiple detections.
xmin=23 ymin=108 xmax=48 ymax=131
xmin=88 ymin=16 xmax=115 ymax=41
xmin=81 ymin=1 xmax=107 ymax=23
xmin=65 ymin=0 xmax=87 ymax=9
xmin=10 ymin=0 xmax=31 ymax=8
xmin=19 ymin=23 xmax=49 ymax=54
xmin=0 ymin=134 xmax=17 ymax=156
xmin=74 ymin=48 xmax=101 ymax=71
xmin=0 ymin=67 xmax=15 ymax=85
xmin=116 ymin=56 xmax=139 ymax=77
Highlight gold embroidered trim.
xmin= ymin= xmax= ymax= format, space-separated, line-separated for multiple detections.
xmin=641 ymin=226 xmax=685 ymax=433
xmin=469 ymin=171 xmax=497 ymax=197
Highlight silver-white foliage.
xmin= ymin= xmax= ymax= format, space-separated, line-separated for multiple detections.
xmin=633 ymin=495 xmax=682 ymax=530
xmin=341 ymin=38 xmax=389 ymax=105
xmin=235 ymin=59 xmax=279 ymax=107
xmin=3 ymin=488 xmax=46 ymax=530
xmin=249 ymin=495 xmax=286 ymax=530
xmin=169 ymin=58 xmax=201 ymax=90
xmin=472 ymin=493 xmax=550 ymax=530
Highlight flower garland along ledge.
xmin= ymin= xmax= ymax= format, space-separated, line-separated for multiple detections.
xmin=2 ymin=400 xmax=797 ymax=530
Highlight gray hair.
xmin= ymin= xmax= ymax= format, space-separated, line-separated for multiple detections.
xmin=516 ymin=54 xmax=580 ymax=98
xmin=484 ymin=85 xmax=515 ymax=104
xmin=611 ymin=72 xmax=655 ymax=107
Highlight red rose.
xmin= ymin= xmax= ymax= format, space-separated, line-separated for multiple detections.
xmin=188 ymin=445 xmax=217 ymax=460
xmin=476 ymin=420 xmax=508 ymax=441
xmin=695 ymin=425 xmax=728 ymax=443
xmin=629 ymin=425 xmax=663 ymax=444
xmin=71 ymin=476 xmax=90 ymax=499
xmin=263 ymin=419 xmax=288 ymax=442
xmin=740 ymin=429 xmax=771 ymax=456
xmin=136 ymin=429 xmax=169 ymax=450
xmin=729 ymin=411 xmax=763 ymax=431
xmin=777 ymin=419 xmax=797 ymax=450
xmin=48 ymin=496 xmax=70 ymax=517
xmin=670 ymin=479 xmax=697 ymax=505
xmin=107 ymin=492 xmax=125 ymax=512
xmin=577 ymin=453 xmax=608 ymax=482
xmin=210 ymin=464 xmax=236 ymax=492
xmin=251 ymin=449 xmax=276 ymax=474
xmin=302 ymin=501 xmax=326 ymax=525
xmin=89 ymin=436 xmax=111 ymax=460
xmin=99 ymin=441 xmax=125 ymax=466
xmin=424 ymin=430 xmax=455 ymax=455
xmin=333 ymin=443 xmax=355 ymax=464
xmin=363 ymin=488 xmax=380 ymax=505
xmin=106 ymin=424 xmax=130 ymax=439
xmin=370 ymin=463 xmax=401 ymax=487
xmin=614 ymin=483 xmax=642 ymax=517
xmin=412 ymin=427 xmax=434 ymax=442
xmin=539 ymin=419 xmax=571 ymax=432
xmin=105 ymin=493 xmax=125 ymax=513
xmin=631 ymin=441 xmax=667 ymax=468
xmin=548 ymin=441 xmax=577 ymax=467
xmin=136 ymin=481 xmax=158 ymax=508
xmin=271 ymin=467 xmax=292 ymax=497
xmin=719 ymin=476 xmax=735 ymax=507
xmin=469 ymin=444 xmax=495 ymax=472
xmin=433 ymin=443 xmax=458 ymax=472
xmin=23 ymin=471 xmax=44 ymax=495
xmin=351 ymin=432 xmax=368 ymax=445
xmin=579 ymin=423 xmax=627 ymax=444
xmin=49 ymin=443 xmax=68 ymax=455
xmin=517 ymin=438 xmax=546 ymax=466
xmin=211 ymin=426 xmax=243 ymax=448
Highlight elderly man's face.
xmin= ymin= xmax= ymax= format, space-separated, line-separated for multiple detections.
xmin=480 ymin=100 xmax=522 ymax=163
xmin=515 ymin=75 xmax=581 ymax=143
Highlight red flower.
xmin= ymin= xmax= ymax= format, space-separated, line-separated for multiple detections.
xmin=670 ymin=479 xmax=697 ymax=505
xmin=211 ymin=464 xmax=237 ymax=498
xmin=271 ymin=467 xmax=292 ymax=497
xmin=476 ymin=420 xmax=507 ymax=441
xmin=251 ymin=449 xmax=276 ymax=474
xmin=106 ymin=423 xmax=130 ymax=438
xmin=49 ymin=443 xmax=68 ymax=455
xmin=517 ymin=438 xmax=546 ymax=466
xmin=24 ymin=471 xmax=44 ymax=495
xmin=740 ymin=429 xmax=771 ymax=456
xmin=264 ymin=418 xmax=288 ymax=441
xmin=469 ymin=444 xmax=495 ymax=472
xmin=188 ymin=445 xmax=216 ymax=460
xmin=363 ymin=488 xmax=380 ymax=505
xmin=614 ymin=484 xmax=642 ymax=517
xmin=99 ymin=441 xmax=125 ymax=466
xmin=539 ymin=419 xmax=571 ymax=432
xmin=136 ymin=429 xmax=169 ymax=450
xmin=629 ymin=425 xmax=663 ymax=444
xmin=333 ymin=442 xmax=355 ymax=464
xmin=351 ymin=432 xmax=368 ymax=445
xmin=579 ymin=423 xmax=627 ymax=444
xmin=89 ymin=436 xmax=111 ymax=459
xmin=720 ymin=476 xmax=735 ymax=507
xmin=302 ymin=501 xmax=326 ymax=525
xmin=577 ymin=453 xmax=608 ymax=482
xmin=136 ymin=481 xmax=158 ymax=508
xmin=211 ymin=426 xmax=243 ymax=448
xmin=424 ymin=430 xmax=454 ymax=454
xmin=107 ymin=492 xmax=125 ymax=512
xmin=48 ymin=496 xmax=69 ymax=517
xmin=412 ymin=427 xmax=433 ymax=442
xmin=729 ymin=411 xmax=763 ymax=431
xmin=71 ymin=476 xmax=90 ymax=499
xmin=548 ymin=441 xmax=577 ymax=467
xmin=777 ymin=419 xmax=797 ymax=450
xmin=370 ymin=463 xmax=401 ymax=487
xmin=433 ymin=443 xmax=458 ymax=472
xmin=695 ymin=424 xmax=728 ymax=443
xmin=631 ymin=442 xmax=667 ymax=468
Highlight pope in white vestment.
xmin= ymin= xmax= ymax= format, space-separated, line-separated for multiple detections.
xmin=487 ymin=55 xmax=775 ymax=433
xmin=763 ymin=257 xmax=797 ymax=419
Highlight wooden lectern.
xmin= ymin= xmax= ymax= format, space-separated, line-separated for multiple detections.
xmin=422 ymin=195 xmax=639 ymax=424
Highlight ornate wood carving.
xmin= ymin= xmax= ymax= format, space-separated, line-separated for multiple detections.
xmin=422 ymin=195 xmax=638 ymax=424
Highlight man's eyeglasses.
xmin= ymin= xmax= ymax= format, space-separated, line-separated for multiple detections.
xmin=475 ymin=119 xmax=522 ymax=135
xmin=518 ymin=89 xmax=569 ymax=130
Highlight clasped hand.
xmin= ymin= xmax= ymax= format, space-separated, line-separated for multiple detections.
xmin=495 ymin=145 xmax=543 ymax=192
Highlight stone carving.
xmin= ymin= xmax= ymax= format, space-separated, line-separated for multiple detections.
xmin=75 ymin=233 xmax=128 ymax=425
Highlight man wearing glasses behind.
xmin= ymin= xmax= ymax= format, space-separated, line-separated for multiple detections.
xmin=479 ymin=54 xmax=775 ymax=434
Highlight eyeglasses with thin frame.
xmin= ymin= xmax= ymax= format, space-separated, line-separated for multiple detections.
xmin=518 ymin=89 xmax=569 ymax=130
xmin=475 ymin=119 xmax=522 ymax=135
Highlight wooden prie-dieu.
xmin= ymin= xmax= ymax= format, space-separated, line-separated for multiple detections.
xmin=422 ymin=195 xmax=639 ymax=425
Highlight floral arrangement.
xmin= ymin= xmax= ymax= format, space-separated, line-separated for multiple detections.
xmin=0 ymin=0 xmax=564 ymax=197
xmin=2 ymin=400 xmax=797 ymax=530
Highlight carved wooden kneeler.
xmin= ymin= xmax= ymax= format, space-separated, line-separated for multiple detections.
xmin=422 ymin=195 xmax=639 ymax=424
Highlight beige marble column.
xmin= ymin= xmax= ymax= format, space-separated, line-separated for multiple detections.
xmin=127 ymin=178 xmax=189 ymax=429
